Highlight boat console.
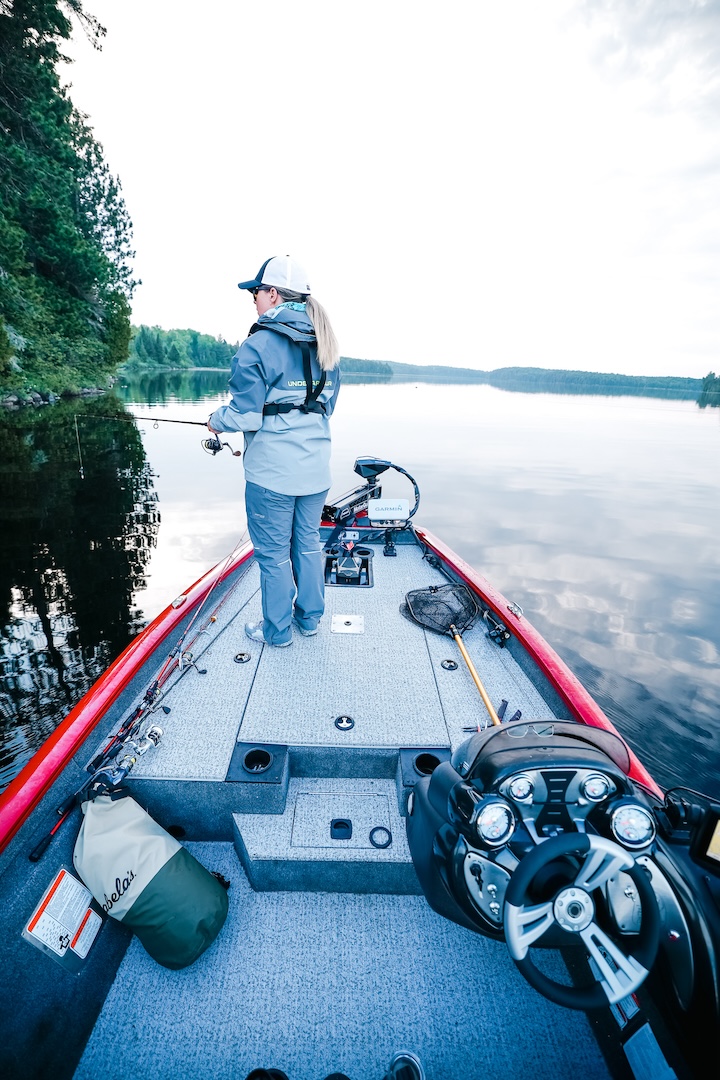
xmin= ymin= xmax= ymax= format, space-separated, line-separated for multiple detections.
xmin=407 ymin=719 xmax=720 ymax=1069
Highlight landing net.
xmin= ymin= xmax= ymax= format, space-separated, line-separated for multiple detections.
xmin=404 ymin=583 xmax=479 ymax=636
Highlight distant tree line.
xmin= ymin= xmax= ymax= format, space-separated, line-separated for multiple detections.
xmin=122 ymin=341 xmax=720 ymax=408
xmin=698 ymin=371 xmax=720 ymax=408
xmin=381 ymin=362 xmax=716 ymax=404
xmin=339 ymin=357 xmax=394 ymax=379
xmin=123 ymin=325 xmax=239 ymax=371
xmin=474 ymin=367 xmax=703 ymax=400
xmin=124 ymin=338 xmax=397 ymax=378
xmin=0 ymin=1 xmax=137 ymax=396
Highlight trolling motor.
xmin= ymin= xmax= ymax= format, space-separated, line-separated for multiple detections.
xmin=322 ymin=462 xmax=384 ymax=523
xmin=323 ymin=457 xmax=420 ymax=524
xmin=323 ymin=457 xmax=421 ymax=584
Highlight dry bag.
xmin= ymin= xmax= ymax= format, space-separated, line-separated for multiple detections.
xmin=73 ymin=793 xmax=228 ymax=969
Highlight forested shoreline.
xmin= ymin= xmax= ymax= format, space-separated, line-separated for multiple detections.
xmin=122 ymin=328 xmax=720 ymax=404
xmin=0 ymin=0 xmax=136 ymax=399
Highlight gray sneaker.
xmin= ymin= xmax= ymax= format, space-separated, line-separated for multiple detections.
xmin=292 ymin=619 xmax=319 ymax=637
xmin=387 ymin=1051 xmax=426 ymax=1080
xmin=245 ymin=622 xmax=292 ymax=647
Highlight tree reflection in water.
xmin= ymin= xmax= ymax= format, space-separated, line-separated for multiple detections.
xmin=115 ymin=367 xmax=232 ymax=406
xmin=0 ymin=397 xmax=159 ymax=791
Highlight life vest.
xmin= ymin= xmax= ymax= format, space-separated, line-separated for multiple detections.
xmin=248 ymin=320 xmax=327 ymax=416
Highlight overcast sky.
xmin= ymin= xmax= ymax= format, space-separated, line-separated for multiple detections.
xmin=63 ymin=0 xmax=720 ymax=379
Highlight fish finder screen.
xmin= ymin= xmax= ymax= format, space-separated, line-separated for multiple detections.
xmin=704 ymin=814 xmax=720 ymax=865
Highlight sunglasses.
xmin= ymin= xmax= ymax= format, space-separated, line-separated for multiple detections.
xmin=250 ymin=286 xmax=272 ymax=300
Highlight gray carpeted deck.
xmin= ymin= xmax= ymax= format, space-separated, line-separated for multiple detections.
xmin=75 ymin=843 xmax=611 ymax=1080
xmin=69 ymin=535 xmax=611 ymax=1080
xmin=131 ymin=543 xmax=552 ymax=784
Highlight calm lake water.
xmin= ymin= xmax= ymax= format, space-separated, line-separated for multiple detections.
xmin=1 ymin=372 xmax=719 ymax=800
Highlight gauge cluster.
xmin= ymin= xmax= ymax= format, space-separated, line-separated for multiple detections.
xmin=443 ymin=766 xmax=660 ymax=934
xmin=448 ymin=767 xmax=657 ymax=854
xmin=496 ymin=766 xmax=622 ymax=844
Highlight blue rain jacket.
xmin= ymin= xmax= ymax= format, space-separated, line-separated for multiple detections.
xmin=208 ymin=304 xmax=341 ymax=496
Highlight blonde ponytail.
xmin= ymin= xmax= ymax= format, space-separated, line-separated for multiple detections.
xmin=306 ymin=296 xmax=340 ymax=371
xmin=276 ymin=289 xmax=340 ymax=372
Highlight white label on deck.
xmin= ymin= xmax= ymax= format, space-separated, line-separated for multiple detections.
xmin=331 ymin=614 xmax=365 ymax=634
xmin=24 ymin=868 xmax=103 ymax=967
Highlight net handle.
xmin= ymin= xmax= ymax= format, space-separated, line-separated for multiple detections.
xmin=450 ymin=624 xmax=502 ymax=727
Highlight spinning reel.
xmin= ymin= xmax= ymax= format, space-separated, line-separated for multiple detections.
xmin=201 ymin=435 xmax=242 ymax=457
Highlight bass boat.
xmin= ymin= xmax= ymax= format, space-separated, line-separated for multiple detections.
xmin=0 ymin=456 xmax=717 ymax=1080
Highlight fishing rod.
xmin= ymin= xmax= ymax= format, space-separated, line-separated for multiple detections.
xmin=82 ymin=412 xmax=207 ymax=428
xmin=28 ymin=724 xmax=164 ymax=862
xmin=129 ymin=416 xmax=242 ymax=457
xmin=27 ymin=532 xmax=253 ymax=861
xmin=73 ymin=413 xmax=241 ymax=479
xmin=28 ymin=680 xmax=169 ymax=862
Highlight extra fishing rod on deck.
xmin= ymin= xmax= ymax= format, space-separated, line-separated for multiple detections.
xmin=73 ymin=413 xmax=241 ymax=478
xmin=28 ymin=531 xmax=253 ymax=861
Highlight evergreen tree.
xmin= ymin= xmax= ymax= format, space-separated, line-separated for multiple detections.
xmin=698 ymin=371 xmax=720 ymax=408
xmin=152 ymin=331 xmax=165 ymax=364
xmin=0 ymin=0 xmax=137 ymax=394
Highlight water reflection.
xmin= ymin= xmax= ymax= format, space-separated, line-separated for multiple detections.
xmin=0 ymin=398 xmax=159 ymax=790
xmin=116 ymin=368 xmax=231 ymax=405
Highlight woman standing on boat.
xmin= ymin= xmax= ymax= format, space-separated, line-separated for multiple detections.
xmin=208 ymin=255 xmax=341 ymax=647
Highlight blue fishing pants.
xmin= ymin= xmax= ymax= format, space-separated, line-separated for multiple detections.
xmin=245 ymin=482 xmax=329 ymax=646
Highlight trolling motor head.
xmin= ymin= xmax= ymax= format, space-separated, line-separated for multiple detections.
xmin=357 ymin=457 xmax=420 ymax=523
xmin=354 ymin=457 xmax=393 ymax=481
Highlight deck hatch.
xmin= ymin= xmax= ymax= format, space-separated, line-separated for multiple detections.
xmin=291 ymin=791 xmax=391 ymax=849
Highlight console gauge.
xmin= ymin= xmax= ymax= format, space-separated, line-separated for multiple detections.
xmin=611 ymin=804 xmax=656 ymax=848
xmin=508 ymin=775 xmax=534 ymax=802
xmin=582 ymin=773 xmax=612 ymax=802
xmin=474 ymin=800 xmax=516 ymax=847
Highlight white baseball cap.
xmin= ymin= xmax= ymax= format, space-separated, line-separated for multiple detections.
xmin=238 ymin=255 xmax=311 ymax=294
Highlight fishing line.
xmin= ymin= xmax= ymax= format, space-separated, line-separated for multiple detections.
xmin=73 ymin=414 xmax=86 ymax=481
xmin=82 ymin=413 xmax=208 ymax=427
xmin=72 ymin=413 xmax=241 ymax=477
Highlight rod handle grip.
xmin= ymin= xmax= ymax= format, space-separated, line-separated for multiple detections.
xmin=29 ymin=834 xmax=52 ymax=862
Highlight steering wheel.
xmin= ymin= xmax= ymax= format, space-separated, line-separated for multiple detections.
xmin=503 ymin=833 xmax=660 ymax=1010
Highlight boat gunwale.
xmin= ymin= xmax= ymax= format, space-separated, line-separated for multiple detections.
xmin=0 ymin=542 xmax=254 ymax=855
xmin=415 ymin=526 xmax=663 ymax=799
